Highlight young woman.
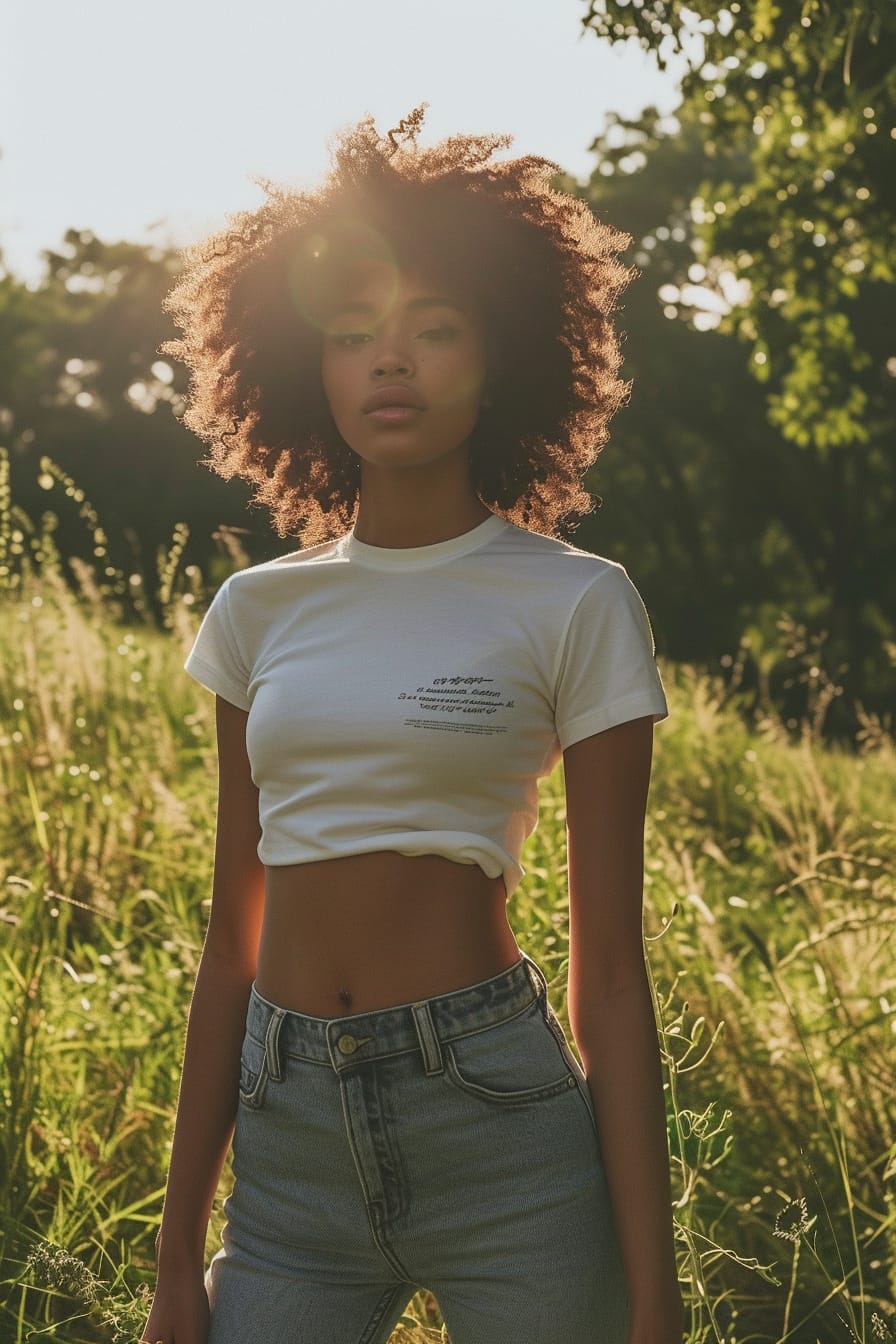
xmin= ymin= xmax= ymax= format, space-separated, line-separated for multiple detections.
xmin=142 ymin=110 xmax=683 ymax=1344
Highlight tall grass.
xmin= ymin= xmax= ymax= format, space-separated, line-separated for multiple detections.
xmin=1 ymin=453 xmax=894 ymax=1342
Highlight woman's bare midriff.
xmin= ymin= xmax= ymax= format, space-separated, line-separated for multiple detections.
xmin=254 ymin=851 xmax=522 ymax=1016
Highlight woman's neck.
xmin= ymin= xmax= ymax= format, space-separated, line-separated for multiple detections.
xmin=352 ymin=474 xmax=493 ymax=549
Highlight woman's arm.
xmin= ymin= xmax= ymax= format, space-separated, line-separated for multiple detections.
xmin=563 ymin=716 xmax=683 ymax=1342
xmin=144 ymin=697 xmax=266 ymax=1339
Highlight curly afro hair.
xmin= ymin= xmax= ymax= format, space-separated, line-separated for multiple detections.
xmin=160 ymin=107 xmax=637 ymax=545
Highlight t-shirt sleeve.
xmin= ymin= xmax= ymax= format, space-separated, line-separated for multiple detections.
xmin=554 ymin=564 xmax=670 ymax=750
xmin=183 ymin=578 xmax=252 ymax=711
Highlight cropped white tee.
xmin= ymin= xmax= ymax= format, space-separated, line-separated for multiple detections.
xmin=184 ymin=513 xmax=669 ymax=898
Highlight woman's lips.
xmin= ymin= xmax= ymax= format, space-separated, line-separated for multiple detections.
xmin=362 ymin=385 xmax=426 ymax=414
xmin=365 ymin=405 xmax=423 ymax=423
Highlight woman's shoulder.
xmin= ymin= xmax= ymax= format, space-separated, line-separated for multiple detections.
xmin=497 ymin=521 xmax=627 ymax=587
xmin=217 ymin=534 xmax=347 ymax=593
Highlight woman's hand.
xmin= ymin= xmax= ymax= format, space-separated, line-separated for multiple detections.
xmin=140 ymin=1268 xmax=210 ymax=1344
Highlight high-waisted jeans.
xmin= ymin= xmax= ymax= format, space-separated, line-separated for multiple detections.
xmin=205 ymin=952 xmax=629 ymax=1343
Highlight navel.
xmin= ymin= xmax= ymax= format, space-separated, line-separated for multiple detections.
xmin=337 ymin=986 xmax=353 ymax=1012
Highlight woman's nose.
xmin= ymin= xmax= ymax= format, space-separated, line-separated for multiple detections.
xmin=371 ymin=338 xmax=414 ymax=378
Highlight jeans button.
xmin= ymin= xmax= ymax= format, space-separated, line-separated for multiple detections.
xmin=336 ymin=1033 xmax=373 ymax=1056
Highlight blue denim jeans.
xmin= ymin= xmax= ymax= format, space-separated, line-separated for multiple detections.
xmin=205 ymin=952 xmax=628 ymax=1343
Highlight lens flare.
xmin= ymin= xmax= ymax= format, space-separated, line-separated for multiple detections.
xmin=286 ymin=218 xmax=402 ymax=332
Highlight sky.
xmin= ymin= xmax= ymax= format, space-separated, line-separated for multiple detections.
xmin=2 ymin=0 xmax=690 ymax=287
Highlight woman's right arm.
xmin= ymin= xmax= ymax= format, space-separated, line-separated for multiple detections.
xmin=143 ymin=696 xmax=266 ymax=1343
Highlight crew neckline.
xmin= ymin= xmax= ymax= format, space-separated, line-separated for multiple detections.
xmin=341 ymin=513 xmax=509 ymax=570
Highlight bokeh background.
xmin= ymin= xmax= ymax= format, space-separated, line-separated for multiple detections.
xmin=1 ymin=3 xmax=894 ymax=1341
xmin=3 ymin=0 xmax=893 ymax=730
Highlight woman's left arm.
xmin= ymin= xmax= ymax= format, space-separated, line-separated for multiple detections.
xmin=563 ymin=715 xmax=684 ymax=1343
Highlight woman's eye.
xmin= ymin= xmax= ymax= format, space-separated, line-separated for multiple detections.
xmin=418 ymin=325 xmax=458 ymax=342
xmin=330 ymin=331 xmax=371 ymax=347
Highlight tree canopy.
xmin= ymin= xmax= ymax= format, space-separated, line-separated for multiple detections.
xmin=575 ymin=0 xmax=894 ymax=734
xmin=581 ymin=1 xmax=894 ymax=451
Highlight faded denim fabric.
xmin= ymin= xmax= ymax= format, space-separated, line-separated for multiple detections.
xmin=206 ymin=952 xmax=628 ymax=1344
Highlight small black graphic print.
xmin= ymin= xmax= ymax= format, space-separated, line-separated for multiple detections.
xmin=398 ymin=675 xmax=516 ymax=735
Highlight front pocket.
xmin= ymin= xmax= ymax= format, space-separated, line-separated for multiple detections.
xmin=238 ymin=1032 xmax=269 ymax=1110
xmin=444 ymin=1000 xmax=578 ymax=1106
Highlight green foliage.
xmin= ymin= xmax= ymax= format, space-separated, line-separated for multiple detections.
xmin=1 ymin=454 xmax=894 ymax=1341
xmin=5 ymin=504 xmax=894 ymax=1341
xmin=3 ymin=84 xmax=895 ymax=732
xmin=580 ymin=0 xmax=894 ymax=448
xmin=0 ymin=228 xmax=269 ymax=591
xmin=563 ymin=5 xmax=895 ymax=734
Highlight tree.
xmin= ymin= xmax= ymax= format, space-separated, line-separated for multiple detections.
xmin=1 ymin=230 xmax=269 ymax=598
xmin=576 ymin=1 xmax=895 ymax=727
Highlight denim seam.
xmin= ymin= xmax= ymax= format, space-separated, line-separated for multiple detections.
xmin=338 ymin=1083 xmax=415 ymax=1283
xmin=541 ymin=1011 xmax=599 ymax=1137
xmin=358 ymin=1282 xmax=414 ymax=1344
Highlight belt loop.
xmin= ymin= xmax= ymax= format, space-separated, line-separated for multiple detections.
xmin=411 ymin=1000 xmax=444 ymax=1076
xmin=522 ymin=952 xmax=550 ymax=1010
xmin=264 ymin=1006 xmax=286 ymax=1082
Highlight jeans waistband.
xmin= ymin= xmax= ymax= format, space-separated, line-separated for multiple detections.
xmin=246 ymin=952 xmax=551 ymax=1076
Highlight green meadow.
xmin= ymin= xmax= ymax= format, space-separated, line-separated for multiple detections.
xmin=1 ymin=486 xmax=894 ymax=1344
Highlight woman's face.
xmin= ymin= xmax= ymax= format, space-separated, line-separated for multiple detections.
xmin=320 ymin=266 xmax=488 ymax=475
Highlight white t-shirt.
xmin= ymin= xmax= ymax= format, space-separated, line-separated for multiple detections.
xmin=184 ymin=513 xmax=669 ymax=898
